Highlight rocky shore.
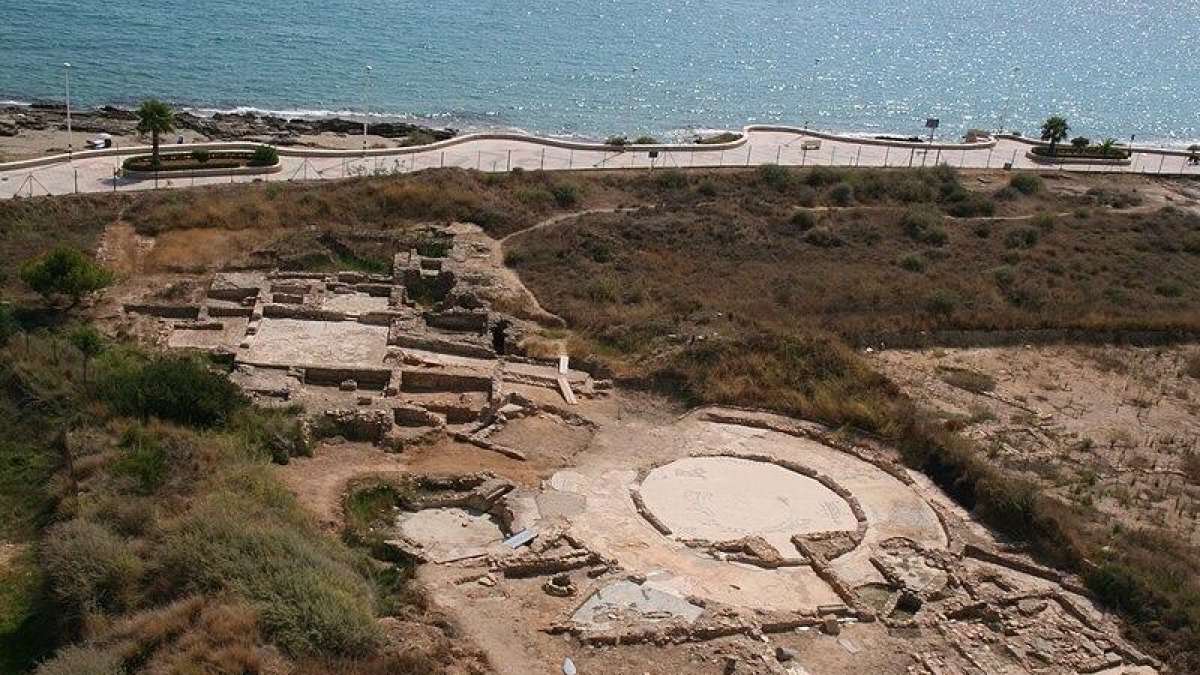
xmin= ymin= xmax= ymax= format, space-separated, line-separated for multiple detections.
xmin=0 ymin=104 xmax=456 ymax=147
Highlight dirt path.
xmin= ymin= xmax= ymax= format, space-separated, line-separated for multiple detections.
xmin=272 ymin=442 xmax=409 ymax=530
xmin=499 ymin=207 xmax=634 ymax=245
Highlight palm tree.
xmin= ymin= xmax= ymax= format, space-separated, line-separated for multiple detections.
xmin=1040 ymin=116 xmax=1070 ymax=154
xmin=136 ymin=99 xmax=175 ymax=168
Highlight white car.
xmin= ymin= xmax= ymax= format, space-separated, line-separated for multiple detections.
xmin=86 ymin=133 xmax=113 ymax=149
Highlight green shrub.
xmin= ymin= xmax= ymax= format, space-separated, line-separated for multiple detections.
xmin=155 ymin=491 xmax=381 ymax=656
xmin=190 ymin=148 xmax=211 ymax=164
xmin=946 ymin=194 xmax=997 ymax=217
xmin=20 ymin=246 xmax=114 ymax=306
xmin=757 ymin=164 xmax=792 ymax=191
xmin=990 ymin=264 xmax=1017 ymax=287
xmin=41 ymin=520 xmax=140 ymax=617
xmin=251 ymin=145 xmax=279 ymax=166
xmin=229 ymin=408 xmax=312 ymax=464
xmin=1004 ymin=227 xmax=1039 ymax=249
xmin=790 ymin=209 xmax=817 ymax=232
xmin=604 ymin=135 xmax=628 ymax=146
xmin=633 ymin=135 xmax=658 ymax=145
xmin=803 ymin=226 xmax=843 ymax=248
xmin=110 ymin=425 xmax=170 ymax=494
xmin=794 ymin=185 xmax=818 ymax=207
xmin=898 ymin=253 xmax=927 ymax=273
xmin=899 ymin=207 xmax=939 ymax=241
xmin=95 ymin=353 xmax=248 ymax=427
xmin=585 ymin=276 xmax=619 ymax=303
xmin=1009 ymin=173 xmax=1043 ymax=195
xmin=921 ymin=226 xmax=949 ymax=247
xmin=830 ymin=182 xmax=854 ymax=206
xmin=550 ymin=184 xmax=579 ymax=207
xmin=922 ymin=289 xmax=959 ymax=316
xmin=804 ymin=166 xmax=847 ymax=187
xmin=654 ymin=169 xmax=688 ymax=190
xmin=1071 ymin=137 xmax=1091 ymax=148
xmin=696 ymin=179 xmax=717 ymax=196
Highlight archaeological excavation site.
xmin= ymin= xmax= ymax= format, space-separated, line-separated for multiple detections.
xmin=108 ymin=211 xmax=1164 ymax=675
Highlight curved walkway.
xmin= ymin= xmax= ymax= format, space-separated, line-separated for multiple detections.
xmin=2 ymin=125 xmax=1197 ymax=199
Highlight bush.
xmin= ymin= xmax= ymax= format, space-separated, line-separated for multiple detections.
xmin=191 ymin=148 xmax=211 ymax=164
xmin=804 ymin=166 xmax=847 ymax=187
xmin=633 ymin=135 xmax=658 ymax=145
xmin=654 ymin=169 xmax=688 ymax=190
xmin=898 ymin=253 xmax=927 ymax=273
xmin=803 ymin=226 xmax=843 ymax=248
xmin=549 ymin=184 xmax=579 ymax=207
xmin=794 ymin=185 xmax=818 ymax=207
xmin=696 ymin=179 xmax=717 ymax=196
xmin=922 ymin=289 xmax=959 ymax=316
xmin=757 ymin=164 xmax=792 ymax=191
xmin=1071 ymin=137 xmax=1091 ymax=148
xmin=96 ymin=353 xmax=248 ymax=427
xmin=990 ymin=264 xmax=1017 ymax=287
xmin=1004 ymin=227 xmax=1040 ymax=249
xmin=34 ymin=646 xmax=123 ymax=675
xmin=110 ymin=425 xmax=170 ymax=494
xmin=1009 ymin=173 xmax=1043 ymax=195
xmin=155 ymin=492 xmax=381 ymax=656
xmin=604 ymin=136 xmax=628 ymax=146
xmin=251 ymin=145 xmax=279 ymax=166
xmin=921 ymin=227 xmax=949 ymax=247
xmin=20 ymin=246 xmax=114 ymax=306
xmin=899 ymin=208 xmax=939 ymax=241
xmin=830 ymin=182 xmax=854 ymax=206
xmin=41 ymin=520 xmax=140 ymax=617
xmin=946 ymin=194 xmax=997 ymax=217
xmin=1033 ymin=214 xmax=1056 ymax=232
xmin=229 ymin=408 xmax=312 ymax=465
xmin=790 ymin=209 xmax=817 ymax=232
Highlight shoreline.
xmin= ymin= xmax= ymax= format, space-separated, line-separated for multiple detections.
xmin=0 ymin=103 xmax=460 ymax=161
xmin=5 ymin=102 xmax=1198 ymax=164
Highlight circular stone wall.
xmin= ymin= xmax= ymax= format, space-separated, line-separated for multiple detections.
xmin=638 ymin=456 xmax=859 ymax=555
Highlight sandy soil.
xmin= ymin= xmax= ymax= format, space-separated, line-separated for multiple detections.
xmin=872 ymin=344 xmax=1200 ymax=543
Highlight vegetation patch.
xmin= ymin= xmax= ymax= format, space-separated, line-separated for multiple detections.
xmin=121 ymin=147 xmax=279 ymax=173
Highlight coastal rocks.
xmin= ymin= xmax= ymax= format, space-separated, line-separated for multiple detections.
xmin=0 ymin=104 xmax=457 ymax=144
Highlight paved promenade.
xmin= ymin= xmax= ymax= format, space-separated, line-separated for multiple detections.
xmin=2 ymin=126 xmax=1196 ymax=199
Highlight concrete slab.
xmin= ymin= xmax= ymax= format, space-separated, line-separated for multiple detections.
xmin=241 ymin=318 xmax=388 ymax=368
xmin=397 ymin=507 xmax=507 ymax=563
xmin=639 ymin=456 xmax=858 ymax=555
xmin=320 ymin=293 xmax=390 ymax=314
xmin=570 ymin=579 xmax=703 ymax=630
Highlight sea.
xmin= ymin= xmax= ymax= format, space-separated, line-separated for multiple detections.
xmin=2 ymin=0 xmax=1198 ymax=145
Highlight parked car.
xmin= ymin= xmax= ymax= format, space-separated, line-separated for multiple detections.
xmin=86 ymin=133 xmax=113 ymax=149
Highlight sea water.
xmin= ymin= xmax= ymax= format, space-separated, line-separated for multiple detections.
xmin=2 ymin=0 xmax=1197 ymax=144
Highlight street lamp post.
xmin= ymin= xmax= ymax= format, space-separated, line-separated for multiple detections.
xmin=803 ymin=57 xmax=821 ymax=128
xmin=63 ymin=62 xmax=73 ymax=157
xmin=362 ymin=65 xmax=373 ymax=155
xmin=624 ymin=66 xmax=638 ymax=142
xmin=998 ymin=66 xmax=1020 ymax=134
